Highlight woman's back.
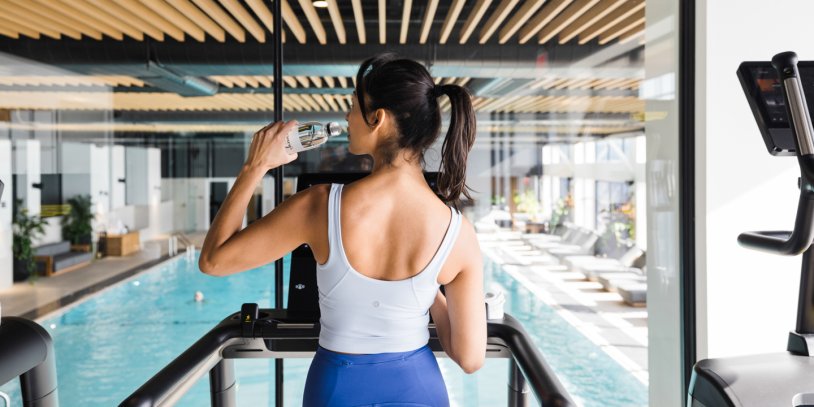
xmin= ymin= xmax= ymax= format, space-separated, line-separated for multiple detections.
xmin=310 ymin=171 xmax=464 ymax=285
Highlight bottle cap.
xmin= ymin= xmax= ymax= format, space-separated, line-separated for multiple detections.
xmin=327 ymin=122 xmax=343 ymax=137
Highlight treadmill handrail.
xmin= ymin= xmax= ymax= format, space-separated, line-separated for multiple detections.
xmin=120 ymin=311 xmax=574 ymax=407
xmin=120 ymin=320 xmax=241 ymax=407
xmin=0 ymin=317 xmax=59 ymax=407
xmin=489 ymin=314 xmax=573 ymax=407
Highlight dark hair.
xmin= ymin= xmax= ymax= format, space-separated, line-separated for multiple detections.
xmin=354 ymin=53 xmax=476 ymax=207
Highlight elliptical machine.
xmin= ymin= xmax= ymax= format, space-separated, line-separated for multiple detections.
xmin=688 ymin=52 xmax=814 ymax=406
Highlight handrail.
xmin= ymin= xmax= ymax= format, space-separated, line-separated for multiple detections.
xmin=120 ymin=308 xmax=574 ymax=407
xmin=0 ymin=317 xmax=59 ymax=407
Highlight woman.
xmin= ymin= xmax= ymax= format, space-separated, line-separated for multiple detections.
xmin=199 ymin=53 xmax=486 ymax=407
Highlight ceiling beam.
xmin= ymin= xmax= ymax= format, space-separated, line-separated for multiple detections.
xmin=0 ymin=38 xmax=638 ymax=78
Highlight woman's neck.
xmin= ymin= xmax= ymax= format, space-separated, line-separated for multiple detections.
xmin=370 ymin=149 xmax=423 ymax=176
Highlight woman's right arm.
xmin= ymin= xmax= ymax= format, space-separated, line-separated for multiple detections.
xmin=430 ymin=222 xmax=487 ymax=374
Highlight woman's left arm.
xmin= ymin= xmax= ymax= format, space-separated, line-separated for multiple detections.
xmin=199 ymin=120 xmax=312 ymax=276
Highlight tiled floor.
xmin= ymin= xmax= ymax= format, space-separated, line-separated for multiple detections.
xmin=0 ymin=233 xmax=206 ymax=319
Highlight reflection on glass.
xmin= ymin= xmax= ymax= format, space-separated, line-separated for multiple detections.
xmin=0 ymin=1 xmax=665 ymax=405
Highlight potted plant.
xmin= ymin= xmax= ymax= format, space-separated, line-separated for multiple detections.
xmin=13 ymin=202 xmax=47 ymax=282
xmin=549 ymin=194 xmax=574 ymax=233
xmin=62 ymin=194 xmax=93 ymax=251
xmin=596 ymin=201 xmax=636 ymax=257
xmin=513 ymin=190 xmax=545 ymax=233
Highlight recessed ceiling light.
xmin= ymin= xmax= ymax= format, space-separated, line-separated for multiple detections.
xmin=313 ymin=1 xmax=328 ymax=8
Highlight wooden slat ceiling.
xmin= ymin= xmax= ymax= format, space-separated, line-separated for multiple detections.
xmin=0 ymin=0 xmax=647 ymax=135
xmin=0 ymin=75 xmax=641 ymax=91
xmin=0 ymin=0 xmax=645 ymax=45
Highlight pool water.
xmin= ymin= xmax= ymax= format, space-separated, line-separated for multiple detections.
xmin=0 ymin=253 xmax=647 ymax=406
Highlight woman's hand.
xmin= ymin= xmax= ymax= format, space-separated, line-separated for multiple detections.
xmin=245 ymin=120 xmax=299 ymax=171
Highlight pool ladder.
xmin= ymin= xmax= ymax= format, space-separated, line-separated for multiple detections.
xmin=169 ymin=233 xmax=195 ymax=257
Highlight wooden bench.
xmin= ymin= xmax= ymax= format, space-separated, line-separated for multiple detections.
xmin=34 ymin=241 xmax=93 ymax=277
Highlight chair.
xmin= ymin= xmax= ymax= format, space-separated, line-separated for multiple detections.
xmin=618 ymin=283 xmax=647 ymax=306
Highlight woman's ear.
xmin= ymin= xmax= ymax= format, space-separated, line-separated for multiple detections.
xmin=371 ymin=109 xmax=386 ymax=128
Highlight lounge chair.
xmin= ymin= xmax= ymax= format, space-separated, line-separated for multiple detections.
xmin=547 ymin=232 xmax=600 ymax=260
xmin=563 ymin=246 xmax=645 ymax=271
xmin=529 ymin=228 xmax=592 ymax=252
xmin=618 ymin=283 xmax=647 ymax=306
xmin=596 ymin=267 xmax=647 ymax=291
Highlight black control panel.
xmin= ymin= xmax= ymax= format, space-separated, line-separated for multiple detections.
xmin=738 ymin=61 xmax=814 ymax=155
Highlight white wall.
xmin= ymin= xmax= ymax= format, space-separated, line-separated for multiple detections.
xmin=125 ymin=147 xmax=149 ymax=206
xmin=112 ymin=147 xmax=165 ymax=241
xmin=695 ymin=0 xmax=814 ymax=359
xmin=91 ymin=144 xmax=111 ymax=214
xmin=144 ymin=148 xmax=162 ymax=240
xmin=34 ymin=216 xmax=63 ymax=247
xmin=111 ymin=145 xmax=125 ymax=210
xmin=162 ymin=178 xmax=208 ymax=232
xmin=13 ymin=139 xmax=41 ymax=216
xmin=0 ymin=140 xmax=12 ymax=289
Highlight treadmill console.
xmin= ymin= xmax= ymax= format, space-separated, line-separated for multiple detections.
xmin=738 ymin=61 xmax=814 ymax=156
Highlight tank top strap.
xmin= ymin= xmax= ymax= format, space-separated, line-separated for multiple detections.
xmin=416 ymin=206 xmax=463 ymax=286
xmin=327 ymin=183 xmax=343 ymax=251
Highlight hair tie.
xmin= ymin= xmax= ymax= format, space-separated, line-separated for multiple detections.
xmin=432 ymin=85 xmax=445 ymax=98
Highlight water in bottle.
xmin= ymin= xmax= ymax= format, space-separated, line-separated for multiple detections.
xmin=285 ymin=121 xmax=343 ymax=154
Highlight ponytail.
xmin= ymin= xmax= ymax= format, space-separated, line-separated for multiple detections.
xmin=353 ymin=54 xmax=477 ymax=208
xmin=435 ymin=84 xmax=476 ymax=208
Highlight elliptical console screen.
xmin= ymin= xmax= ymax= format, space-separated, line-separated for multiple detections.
xmin=738 ymin=62 xmax=814 ymax=156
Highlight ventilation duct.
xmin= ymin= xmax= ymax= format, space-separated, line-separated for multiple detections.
xmin=141 ymin=61 xmax=219 ymax=97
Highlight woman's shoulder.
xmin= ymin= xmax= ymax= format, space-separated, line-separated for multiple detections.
xmin=285 ymin=183 xmax=331 ymax=212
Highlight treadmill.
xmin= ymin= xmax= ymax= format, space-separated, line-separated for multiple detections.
xmin=121 ymin=172 xmax=575 ymax=407
xmin=688 ymin=52 xmax=814 ymax=406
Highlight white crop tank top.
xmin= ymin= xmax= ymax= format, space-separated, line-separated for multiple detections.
xmin=316 ymin=183 xmax=462 ymax=354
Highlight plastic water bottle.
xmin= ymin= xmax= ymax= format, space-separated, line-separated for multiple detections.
xmin=285 ymin=121 xmax=343 ymax=154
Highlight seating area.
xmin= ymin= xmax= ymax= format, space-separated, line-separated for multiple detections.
xmin=33 ymin=241 xmax=94 ymax=277
xmin=496 ymin=223 xmax=647 ymax=307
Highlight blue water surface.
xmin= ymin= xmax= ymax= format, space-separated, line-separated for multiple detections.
xmin=0 ymin=253 xmax=646 ymax=406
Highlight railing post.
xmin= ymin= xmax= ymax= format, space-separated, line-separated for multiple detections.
xmin=508 ymin=358 xmax=530 ymax=407
xmin=209 ymin=359 xmax=236 ymax=407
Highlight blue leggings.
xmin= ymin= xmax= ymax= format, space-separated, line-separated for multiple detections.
xmin=303 ymin=345 xmax=450 ymax=407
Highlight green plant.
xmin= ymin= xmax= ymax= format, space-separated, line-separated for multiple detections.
xmin=596 ymin=200 xmax=636 ymax=257
xmin=549 ymin=194 xmax=574 ymax=228
xmin=62 ymin=195 xmax=93 ymax=245
xmin=13 ymin=200 xmax=47 ymax=280
xmin=513 ymin=190 xmax=541 ymax=221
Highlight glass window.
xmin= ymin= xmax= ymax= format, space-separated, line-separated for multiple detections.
xmin=0 ymin=1 xmax=689 ymax=405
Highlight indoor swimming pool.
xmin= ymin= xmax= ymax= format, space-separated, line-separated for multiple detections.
xmin=0 ymin=253 xmax=647 ymax=406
